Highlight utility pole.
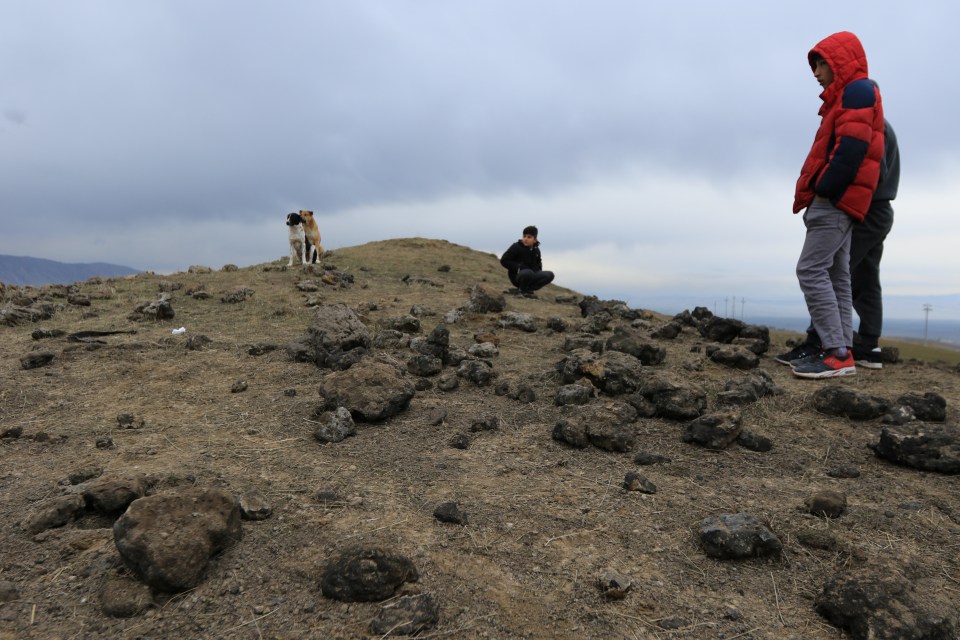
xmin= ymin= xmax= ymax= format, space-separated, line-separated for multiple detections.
xmin=923 ymin=304 xmax=932 ymax=343
xmin=740 ymin=298 xmax=746 ymax=320
xmin=732 ymin=296 xmax=736 ymax=318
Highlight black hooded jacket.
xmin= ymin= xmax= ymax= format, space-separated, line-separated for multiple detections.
xmin=500 ymin=240 xmax=543 ymax=287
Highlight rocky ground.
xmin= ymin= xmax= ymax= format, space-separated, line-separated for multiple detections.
xmin=1 ymin=238 xmax=958 ymax=640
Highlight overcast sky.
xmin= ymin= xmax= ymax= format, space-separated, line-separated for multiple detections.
xmin=3 ymin=1 xmax=958 ymax=319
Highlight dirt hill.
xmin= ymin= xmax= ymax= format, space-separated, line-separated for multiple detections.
xmin=1 ymin=238 xmax=958 ymax=639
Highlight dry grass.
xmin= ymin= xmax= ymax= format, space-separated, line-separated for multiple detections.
xmin=1 ymin=238 xmax=958 ymax=639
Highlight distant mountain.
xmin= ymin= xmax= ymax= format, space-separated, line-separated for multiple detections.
xmin=0 ymin=255 xmax=141 ymax=287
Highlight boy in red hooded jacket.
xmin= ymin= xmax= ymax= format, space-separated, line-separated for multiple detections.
xmin=788 ymin=31 xmax=884 ymax=379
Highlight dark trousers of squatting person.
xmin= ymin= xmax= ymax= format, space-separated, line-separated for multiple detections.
xmin=804 ymin=198 xmax=893 ymax=348
xmin=796 ymin=199 xmax=854 ymax=352
xmin=516 ymin=269 xmax=555 ymax=292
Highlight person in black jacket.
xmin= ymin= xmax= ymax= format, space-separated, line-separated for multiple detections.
xmin=500 ymin=225 xmax=555 ymax=297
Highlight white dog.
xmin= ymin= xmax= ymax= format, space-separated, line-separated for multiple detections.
xmin=286 ymin=212 xmax=306 ymax=266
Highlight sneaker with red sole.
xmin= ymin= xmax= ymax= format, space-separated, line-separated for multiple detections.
xmin=792 ymin=351 xmax=856 ymax=378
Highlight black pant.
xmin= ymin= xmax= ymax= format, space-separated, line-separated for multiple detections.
xmin=806 ymin=200 xmax=894 ymax=348
xmin=516 ymin=269 xmax=555 ymax=292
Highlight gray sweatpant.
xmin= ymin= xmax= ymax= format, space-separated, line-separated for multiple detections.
xmin=796 ymin=199 xmax=854 ymax=351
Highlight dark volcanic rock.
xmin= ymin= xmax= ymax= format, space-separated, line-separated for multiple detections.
xmin=816 ymin=566 xmax=957 ymax=639
xmin=700 ymin=513 xmax=782 ymax=560
xmin=320 ymin=547 xmax=419 ymax=602
xmin=870 ymin=422 xmax=960 ymax=474
xmin=113 ymin=487 xmax=242 ymax=592
xmin=813 ymin=386 xmax=890 ymax=420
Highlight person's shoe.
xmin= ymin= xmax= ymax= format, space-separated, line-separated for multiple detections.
xmin=792 ymin=351 xmax=856 ymax=378
xmin=852 ymin=345 xmax=884 ymax=369
xmin=519 ymin=290 xmax=537 ymax=299
xmin=774 ymin=343 xmax=820 ymax=366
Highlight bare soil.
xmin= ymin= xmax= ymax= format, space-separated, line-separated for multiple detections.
xmin=1 ymin=238 xmax=958 ymax=639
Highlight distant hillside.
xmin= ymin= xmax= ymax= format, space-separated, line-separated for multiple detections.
xmin=0 ymin=254 xmax=140 ymax=286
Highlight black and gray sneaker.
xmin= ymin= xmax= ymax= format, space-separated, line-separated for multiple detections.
xmin=774 ymin=343 xmax=820 ymax=366
xmin=852 ymin=345 xmax=884 ymax=369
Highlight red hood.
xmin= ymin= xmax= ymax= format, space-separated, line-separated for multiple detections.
xmin=808 ymin=31 xmax=869 ymax=105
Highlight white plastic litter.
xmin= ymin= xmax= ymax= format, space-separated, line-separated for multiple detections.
xmin=172 ymin=327 xmax=186 ymax=335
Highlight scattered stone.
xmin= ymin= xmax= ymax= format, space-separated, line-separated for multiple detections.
xmin=827 ymin=464 xmax=861 ymax=479
xmin=651 ymin=321 xmax=683 ymax=340
xmin=805 ymin=490 xmax=847 ymax=518
xmin=545 ymin=317 xmax=568 ymax=332
xmin=370 ymin=593 xmax=440 ymax=636
xmin=683 ymin=412 xmax=742 ymax=450
xmin=497 ymin=311 xmax=537 ymax=332
xmin=557 ymin=349 xmax=646 ymax=396
xmin=22 ymin=494 xmax=86 ymax=534
xmin=469 ymin=416 xmax=501 ymax=432
xmin=552 ymin=403 xmax=637 ymax=452
xmin=100 ymin=575 xmax=153 ymax=618
xmin=893 ymin=392 xmax=947 ymax=422
xmin=658 ymin=617 xmax=688 ymax=630
xmin=410 ymin=304 xmax=436 ymax=317
xmin=870 ymin=422 xmax=960 ymax=474
xmin=622 ymin=472 xmax=657 ymax=494
xmin=706 ymin=345 xmax=759 ymax=370
xmin=437 ymin=372 xmax=459 ymax=391
xmin=468 ymin=342 xmax=499 ymax=358
xmin=32 ymin=328 xmax=66 ymax=339
xmin=82 ymin=475 xmax=151 ymax=514
xmin=554 ymin=383 xmax=594 ymax=406
xmin=596 ymin=568 xmax=632 ymax=600
xmin=247 ymin=342 xmax=277 ymax=356
xmin=427 ymin=409 xmax=447 ymax=426
xmin=699 ymin=513 xmax=782 ymax=559
xmin=796 ymin=529 xmax=838 ymax=551
xmin=717 ymin=371 xmax=784 ymax=405
xmin=698 ymin=316 xmax=746 ymax=343
xmin=407 ymin=354 xmax=443 ymax=377
xmin=313 ymin=407 xmax=357 ymax=443
xmin=113 ymin=487 xmax=243 ymax=592
xmin=231 ymin=380 xmax=248 ymax=393
xmin=605 ymin=328 xmax=666 ymax=365
xmin=813 ymin=386 xmax=889 ymax=420
xmin=288 ymin=303 xmax=372 ymax=369
xmin=736 ymin=430 xmax=773 ymax=452
xmin=187 ymin=265 xmax=212 ymax=274
xmin=317 ymin=361 xmax=415 ymax=422
xmin=186 ymin=335 xmax=212 ymax=350
xmin=1 ymin=426 xmax=24 ymax=439
xmin=816 ymin=565 xmax=958 ymax=639
xmin=387 ymin=315 xmax=421 ymax=333
xmin=456 ymin=360 xmax=496 ymax=387
xmin=117 ymin=414 xmax=145 ymax=430
xmin=633 ymin=451 xmax=671 ymax=465
xmin=468 ymin=283 xmax=505 ymax=313
xmin=21 ymin=351 xmax=55 ymax=369
xmin=96 ymin=436 xmax=115 ymax=450
xmin=320 ymin=547 xmax=419 ymax=602
xmin=562 ymin=333 xmax=605 ymax=353
xmin=433 ymin=502 xmax=468 ymax=525
xmin=635 ymin=376 xmax=707 ymax=420
xmin=449 ymin=433 xmax=470 ymax=449
xmin=220 ymin=287 xmax=254 ymax=303
xmin=67 ymin=466 xmax=103 ymax=485
xmin=239 ymin=489 xmax=273 ymax=520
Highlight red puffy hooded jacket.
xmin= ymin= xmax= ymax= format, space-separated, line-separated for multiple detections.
xmin=793 ymin=32 xmax=884 ymax=222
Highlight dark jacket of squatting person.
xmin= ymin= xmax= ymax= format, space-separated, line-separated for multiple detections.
xmin=500 ymin=228 xmax=545 ymax=288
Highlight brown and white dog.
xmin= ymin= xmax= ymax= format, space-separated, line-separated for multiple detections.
xmin=285 ymin=212 xmax=306 ymax=266
xmin=298 ymin=209 xmax=323 ymax=263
